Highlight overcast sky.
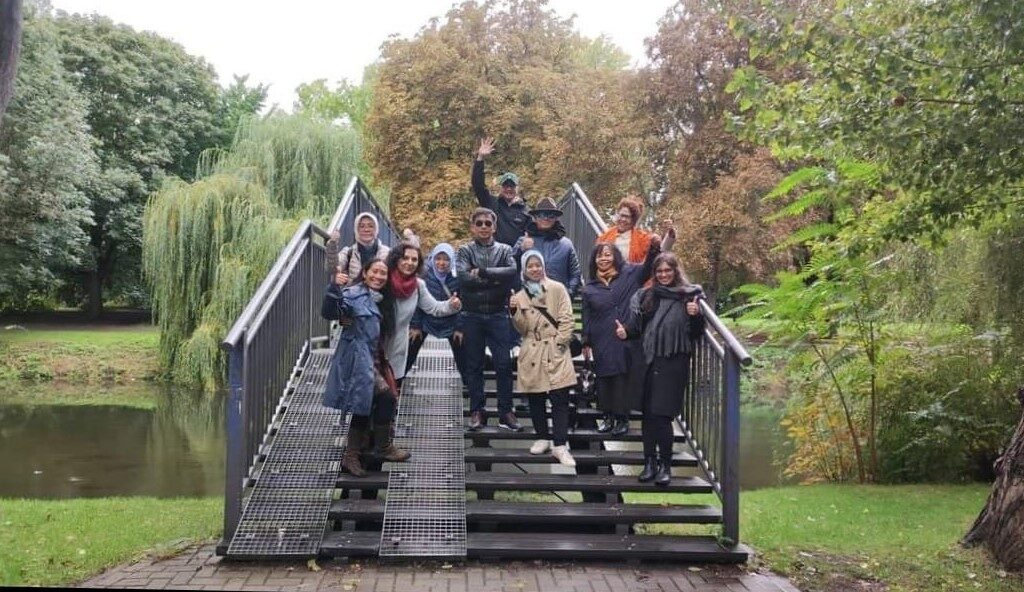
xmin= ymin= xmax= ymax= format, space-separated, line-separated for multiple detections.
xmin=49 ymin=0 xmax=677 ymax=111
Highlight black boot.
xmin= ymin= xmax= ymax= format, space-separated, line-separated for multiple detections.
xmin=596 ymin=413 xmax=614 ymax=433
xmin=655 ymin=455 xmax=672 ymax=487
xmin=609 ymin=418 xmax=630 ymax=437
xmin=637 ymin=455 xmax=658 ymax=482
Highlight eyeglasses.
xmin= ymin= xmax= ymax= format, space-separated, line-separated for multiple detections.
xmin=473 ymin=219 xmax=494 ymax=228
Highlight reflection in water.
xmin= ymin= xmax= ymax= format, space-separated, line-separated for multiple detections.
xmin=0 ymin=385 xmax=225 ymax=498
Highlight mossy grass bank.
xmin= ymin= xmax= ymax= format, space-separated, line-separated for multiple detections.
xmin=0 ymin=496 xmax=221 ymax=586
xmin=0 ymin=325 xmax=159 ymax=382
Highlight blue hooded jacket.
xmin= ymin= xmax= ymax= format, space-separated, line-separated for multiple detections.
xmin=321 ymin=282 xmax=381 ymax=416
xmin=411 ymin=243 xmax=461 ymax=339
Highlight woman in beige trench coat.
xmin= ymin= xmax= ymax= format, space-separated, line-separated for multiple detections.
xmin=510 ymin=250 xmax=577 ymax=467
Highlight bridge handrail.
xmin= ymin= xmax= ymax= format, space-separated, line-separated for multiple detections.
xmin=220 ymin=177 xmax=393 ymax=543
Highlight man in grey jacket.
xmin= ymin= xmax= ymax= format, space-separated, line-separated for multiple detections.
xmin=457 ymin=207 xmax=521 ymax=431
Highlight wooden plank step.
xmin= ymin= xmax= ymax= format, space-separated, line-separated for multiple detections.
xmin=463 ymin=447 xmax=696 ymax=466
xmin=319 ymin=531 xmax=749 ymax=562
xmin=465 ymin=426 xmax=686 ymax=443
xmin=329 ymin=499 xmax=721 ymax=524
xmin=464 ymin=407 xmax=643 ymax=420
xmin=336 ymin=472 xmax=713 ymax=494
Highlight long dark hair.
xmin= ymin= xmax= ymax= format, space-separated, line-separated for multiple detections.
xmin=640 ymin=252 xmax=692 ymax=316
xmin=385 ymin=241 xmax=425 ymax=277
xmin=354 ymin=258 xmax=396 ymax=340
xmin=588 ymin=242 xmax=625 ymax=278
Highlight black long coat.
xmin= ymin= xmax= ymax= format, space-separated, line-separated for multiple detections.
xmin=627 ymin=287 xmax=706 ymax=418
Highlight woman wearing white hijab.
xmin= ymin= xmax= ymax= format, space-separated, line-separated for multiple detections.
xmin=509 ymin=249 xmax=578 ymax=467
xmin=326 ymin=212 xmax=392 ymax=286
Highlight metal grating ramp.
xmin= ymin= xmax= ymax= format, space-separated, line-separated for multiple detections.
xmin=378 ymin=337 xmax=467 ymax=557
xmin=227 ymin=350 xmax=347 ymax=557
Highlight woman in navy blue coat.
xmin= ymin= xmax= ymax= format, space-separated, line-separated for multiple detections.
xmin=580 ymin=239 xmax=661 ymax=436
xmin=321 ymin=258 xmax=400 ymax=477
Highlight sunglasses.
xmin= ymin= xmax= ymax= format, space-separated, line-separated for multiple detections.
xmin=473 ymin=219 xmax=494 ymax=228
xmin=533 ymin=212 xmax=558 ymax=220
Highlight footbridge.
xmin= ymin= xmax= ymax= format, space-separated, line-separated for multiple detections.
xmin=217 ymin=178 xmax=753 ymax=562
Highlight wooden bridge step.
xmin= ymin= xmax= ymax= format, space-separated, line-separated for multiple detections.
xmin=330 ymin=499 xmax=721 ymax=524
xmin=462 ymin=447 xmax=696 ymax=466
xmin=319 ymin=531 xmax=749 ymax=562
xmin=336 ymin=471 xmax=713 ymax=494
xmin=465 ymin=426 xmax=685 ymax=443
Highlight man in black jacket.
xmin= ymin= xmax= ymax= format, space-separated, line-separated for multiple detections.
xmin=472 ymin=137 xmax=530 ymax=247
xmin=456 ymin=207 xmax=521 ymax=431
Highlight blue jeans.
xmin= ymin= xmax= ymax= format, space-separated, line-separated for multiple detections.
xmin=462 ymin=311 xmax=514 ymax=415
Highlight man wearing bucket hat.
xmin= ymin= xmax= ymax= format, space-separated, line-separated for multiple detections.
xmin=511 ymin=197 xmax=582 ymax=298
xmin=472 ymin=137 xmax=531 ymax=247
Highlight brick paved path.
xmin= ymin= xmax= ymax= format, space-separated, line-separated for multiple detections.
xmin=79 ymin=543 xmax=799 ymax=591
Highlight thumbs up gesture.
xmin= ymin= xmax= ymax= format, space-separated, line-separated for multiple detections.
xmin=521 ymin=232 xmax=534 ymax=251
xmin=449 ymin=292 xmax=462 ymax=311
xmin=614 ymin=319 xmax=627 ymax=340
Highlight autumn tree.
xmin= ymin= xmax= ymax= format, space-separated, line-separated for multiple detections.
xmin=365 ymin=0 xmax=644 ymax=244
xmin=641 ymin=0 xmax=796 ymax=300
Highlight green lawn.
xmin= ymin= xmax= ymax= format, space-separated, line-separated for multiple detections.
xmin=0 ymin=326 xmax=159 ymax=382
xmin=630 ymin=484 xmax=1021 ymax=591
xmin=0 ymin=497 xmax=222 ymax=587
xmin=0 ymin=382 xmax=160 ymax=409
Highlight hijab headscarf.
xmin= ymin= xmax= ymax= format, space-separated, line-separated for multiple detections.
xmin=353 ymin=212 xmax=381 ymax=265
xmin=427 ymin=243 xmax=456 ymax=284
xmin=520 ymin=249 xmax=546 ymax=299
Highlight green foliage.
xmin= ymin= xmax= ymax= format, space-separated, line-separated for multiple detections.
xmin=143 ymin=115 xmax=362 ymax=389
xmin=0 ymin=326 xmax=159 ymax=382
xmin=0 ymin=10 xmax=95 ymax=311
xmin=213 ymin=74 xmax=268 ymax=150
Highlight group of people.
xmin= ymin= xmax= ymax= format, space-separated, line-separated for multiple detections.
xmin=321 ymin=138 xmax=705 ymax=486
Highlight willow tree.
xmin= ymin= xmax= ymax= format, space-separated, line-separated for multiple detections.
xmin=143 ymin=114 xmax=363 ymax=390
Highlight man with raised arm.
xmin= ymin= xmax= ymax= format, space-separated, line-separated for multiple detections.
xmin=471 ymin=137 xmax=530 ymax=247
xmin=456 ymin=207 xmax=521 ymax=432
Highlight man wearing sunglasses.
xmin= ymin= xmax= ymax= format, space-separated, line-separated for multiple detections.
xmin=472 ymin=137 xmax=531 ymax=247
xmin=456 ymin=208 xmax=521 ymax=432
xmin=511 ymin=197 xmax=582 ymax=298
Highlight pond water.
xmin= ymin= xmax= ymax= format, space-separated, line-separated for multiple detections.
xmin=0 ymin=382 xmax=789 ymax=498
xmin=0 ymin=383 xmax=224 ymax=498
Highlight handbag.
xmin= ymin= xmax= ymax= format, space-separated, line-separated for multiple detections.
xmin=534 ymin=306 xmax=584 ymax=358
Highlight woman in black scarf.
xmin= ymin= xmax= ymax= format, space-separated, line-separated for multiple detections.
xmin=615 ymin=252 xmax=704 ymax=486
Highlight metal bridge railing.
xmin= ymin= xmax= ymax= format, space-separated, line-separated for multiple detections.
xmin=559 ymin=183 xmax=752 ymax=546
xmin=220 ymin=178 xmax=394 ymax=543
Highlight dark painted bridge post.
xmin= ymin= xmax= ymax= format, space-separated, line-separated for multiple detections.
xmin=223 ymin=342 xmax=245 ymax=544
xmin=721 ymin=349 xmax=741 ymax=545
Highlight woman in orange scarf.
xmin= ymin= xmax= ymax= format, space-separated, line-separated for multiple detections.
xmin=597 ymin=197 xmax=653 ymax=263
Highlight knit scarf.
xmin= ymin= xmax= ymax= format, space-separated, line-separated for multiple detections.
xmin=640 ymin=284 xmax=701 ymax=364
xmin=596 ymin=266 xmax=619 ymax=286
xmin=389 ymin=269 xmax=418 ymax=299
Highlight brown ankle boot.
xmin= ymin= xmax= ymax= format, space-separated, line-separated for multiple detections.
xmin=373 ymin=422 xmax=411 ymax=462
xmin=341 ymin=423 xmax=368 ymax=477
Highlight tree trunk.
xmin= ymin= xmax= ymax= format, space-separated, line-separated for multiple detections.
xmin=0 ymin=0 xmax=23 ymax=125
xmin=85 ymin=269 xmax=103 ymax=319
xmin=963 ymin=387 xmax=1024 ymax=571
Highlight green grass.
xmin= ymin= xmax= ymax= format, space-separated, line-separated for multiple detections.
xmin=0 ymin=326 xmax=159 ymax=382
xmin=0 ymin=497 xmax=222 ymax=587
xmin=628 ymin=484 xmax=1021 ymax=591
xmin=0 ymin=382 xmax=159 ymax=409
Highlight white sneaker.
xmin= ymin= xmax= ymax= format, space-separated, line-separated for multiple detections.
xmin=530 ymin=439 xmax=551 ymax=455
xmin=551 ymin=445 xmax=576 ymax=467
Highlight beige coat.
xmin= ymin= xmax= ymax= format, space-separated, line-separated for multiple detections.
xmin=511 ymin=278 xmax=577 ymax=394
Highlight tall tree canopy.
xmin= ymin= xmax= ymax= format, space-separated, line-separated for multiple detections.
xmin=52 ymin=11 xmax=222 ymax=316
xmin=0 ymin=7 xmax=95 ymax=309
xmin=365 ymin=0 xmax=645 ymax=243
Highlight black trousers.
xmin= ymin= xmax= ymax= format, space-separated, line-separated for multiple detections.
xmin=641 ymin=415 xmax=674 ymax=459
xmin=527 ymin=388 xmax=570 ymax=447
